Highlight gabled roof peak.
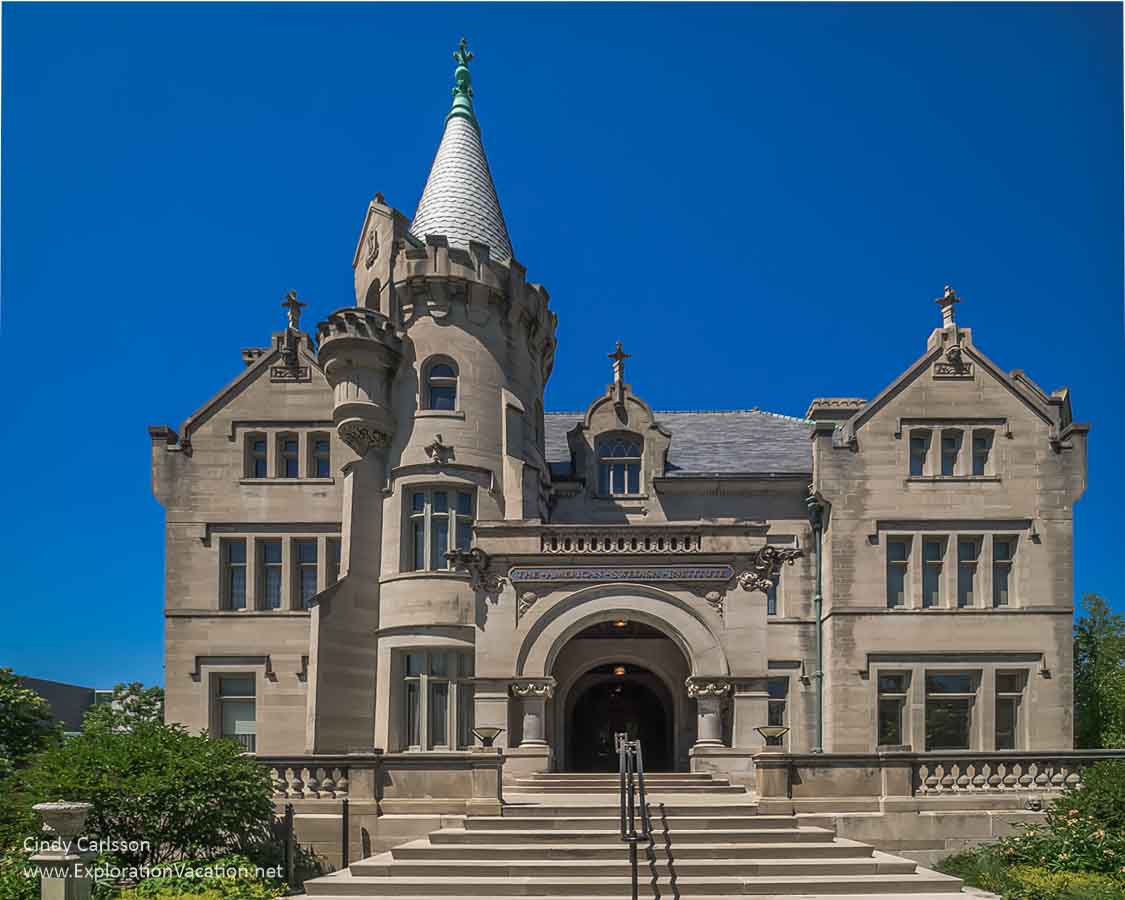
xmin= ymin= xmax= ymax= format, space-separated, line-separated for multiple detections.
xmin=409 ymin=39 xmax=513 ymax=264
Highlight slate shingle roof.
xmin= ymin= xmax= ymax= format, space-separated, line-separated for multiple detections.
xmin=544 ymin=410 xmax=813 ymax=478
xmin=410 ymin=115 xmax=513 ymax=264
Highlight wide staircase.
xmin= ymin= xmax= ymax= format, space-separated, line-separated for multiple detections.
xmin=303 ymin=771 xmax=965 ymax=898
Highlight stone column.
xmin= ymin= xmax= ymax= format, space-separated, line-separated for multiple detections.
xmin=687 ymin=678 xmax=730 ymax=748
xmin=30 ymin=802 xmax=93 ymax=900
xmin=511 ymin=679 xmax=554 ymax=747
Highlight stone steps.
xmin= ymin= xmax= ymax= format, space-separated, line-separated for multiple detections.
xmin=351 ymin=852 xmax=919 ymax=878
xmin=302 ymin=772 xmax=964 ymax=898
xmin=304 ymin=871 xmax=964 ymax=896
xmin=468 ymin=815 xmax=799 ymax=830
xmin=387 ymin=838 xmax=877 ymax=861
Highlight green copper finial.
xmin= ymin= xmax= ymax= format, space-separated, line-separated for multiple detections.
xmin=447 ymin=37 xmax=478 ymax=128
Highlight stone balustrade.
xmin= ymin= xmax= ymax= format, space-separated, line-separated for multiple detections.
xmin=540 ymin=528 xmax=702 ymax=555
xmin=266 ymin=762 xmax=351 ymax=799
xmin=754 ymin=749 xmax=1125 ymax=805
xmin=915 ymin=754 xmax=1090 ymax=795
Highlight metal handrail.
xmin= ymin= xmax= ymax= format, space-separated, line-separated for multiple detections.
xmin=616 ymin=732 xmax=651 ymax=843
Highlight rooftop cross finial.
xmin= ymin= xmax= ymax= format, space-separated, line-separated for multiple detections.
xmin=936 ymin=284 xmax=961 ymax=326
xmin=609 ymin=341 xmax=631 ymax=387
xmin=447 ymin=37 xmax=477 ymax=127
xmin=282 ymin=289 xmax=307 ymax=331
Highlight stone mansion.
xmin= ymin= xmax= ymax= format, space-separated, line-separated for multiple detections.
xmin=149 ymin=42 xmax=1088 ymax=783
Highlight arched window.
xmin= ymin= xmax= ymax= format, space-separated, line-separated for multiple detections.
xmin=597 ymin=435 xmax=642 ymax=496
xmin=424 ymin=359 xmax=458 ymax=411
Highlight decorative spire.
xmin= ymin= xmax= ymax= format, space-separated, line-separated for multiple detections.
xmin=282 ymin=290 xmax=306 ymax=331
xmin=609 ymin=341 xmax=631 ymax=404
xmin=410 ymin=38 xmax=514 ymax=263
xmin=936 ymin=284 xmax=960 ymax=326
xmin=448 ymin=37 xmax=476 ymax=127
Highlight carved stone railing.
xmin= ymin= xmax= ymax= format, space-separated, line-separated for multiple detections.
xmin=754 ymin=749 xmax=1125 ymax=803
xmin=259 ymin=757 xmax=352 ymax=799
xmin=540 ymin=528 xmax=702 ymax=555
xmin=914 ymin=753 xmax=1098 ymax=795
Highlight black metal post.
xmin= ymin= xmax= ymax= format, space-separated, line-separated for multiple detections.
xmin=284 ymin=802 xmax=295 ymax=888
xmin=341 ymin=797 xmax=350 ymax=868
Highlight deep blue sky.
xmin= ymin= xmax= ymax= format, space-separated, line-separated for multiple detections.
xmin=3 ymin=3 xmax=1121 ymax=688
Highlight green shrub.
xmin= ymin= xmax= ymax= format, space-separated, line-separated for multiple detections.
xmin=937 ymin=847 xmax=1015 ymax=893
xmin=13 ymin=722 xmax=275 ymax=867
xmin=1061 ymin=761 xmax=1125 ymax=832
xmin=0 ymin=845 xmax=40 ymax=900
xmin=1005 ymin=865 xmax=1125 ymax=899
xmin=113 ymin=853 xmax=285 ymax=899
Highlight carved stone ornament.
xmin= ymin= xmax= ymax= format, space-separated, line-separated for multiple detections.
xmin=424 ymin=433 xmax=455 ymax=464
xmin=364 ymin=225 xmax=379 ymax=269
xmin=685 ymin=678 xmax=731 ymax=698
xmin=510 ymin=679 xmax=555 ymax=700
xmin=735 ymin=545 xmax=804 ymax=593
xmin=518 ymin=591 xmax=539 ymax=618
xmin=704 ymin=590 xmax=725 ymax=617
xmin=338 ymin=421 xmax=391 ymax=457
xmin=446 ymin=547 xmax=506 ymax=593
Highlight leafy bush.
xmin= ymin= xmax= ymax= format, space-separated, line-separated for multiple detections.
xmin=1004 ymin=865 xmax=1125 ymax=900
xmin=0 ymin=845 xmax=40 ymax=900
xmin=0 ymin=668 xmax=60 ymax=776
xmin=113 ymin=853 xmax=284 ymax=899
xmin=937 ymin=847 xmax=1014 ymax=894
xmin=1061 ymin=761 xmax=1125 ymax=832
xmin=83 ymin=683 xmax=165 ymax=733
xmin=13 ymin=721 xmax=275 ymax=867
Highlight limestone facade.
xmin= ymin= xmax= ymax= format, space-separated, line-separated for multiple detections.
xmin=150 ymin=46 xmax=1088 ymax=780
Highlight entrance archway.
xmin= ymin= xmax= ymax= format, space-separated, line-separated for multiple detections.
xmin=568 ymin=663 xmax=673 ymax=771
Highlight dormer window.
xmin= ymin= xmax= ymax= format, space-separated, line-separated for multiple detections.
xmin=424 ymin=359 xmax=458 ymax=411
xmin=597 ymin=435 xmax=642 ymax=497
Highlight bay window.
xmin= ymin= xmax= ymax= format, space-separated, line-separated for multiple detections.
xmin=400 ymin=649 xmax=475 ymax=750
xmin=407 ymin=487 xmax=475 ymax=571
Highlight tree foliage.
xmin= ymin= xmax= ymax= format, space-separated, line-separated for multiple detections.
xmin=14 ymin=720 xmax=275 ymax=867
xmin=83 ymin=683 xmax=165 ymax=732
xmin=1074 ymin=594 xmax=1125 ymax=749
xmin=0 ymin=668 xmax=60 ymax=777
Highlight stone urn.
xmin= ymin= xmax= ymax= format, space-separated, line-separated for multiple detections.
xmin=32 ymin=801 xmax=92 ymax=840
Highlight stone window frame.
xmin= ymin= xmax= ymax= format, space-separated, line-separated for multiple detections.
xmin=595 ymin=431 xmax=644 ymax=498
xmin=211 ymin=671 xmax=257 ymax=753
xmin=237 ymin=425 xmax=335 ymax=484
xmin=995 ymin=669 xmax=1027 ymax=750
xmin=219 ymin=538 xmax=248 ymax=611
xmin=923 ymin=669 xmax=980 ymax=752
xmin=308 ymin=431 xmax=332 ymax=478
xmin=939 ymin=429 xmax=963 ymax=477
xmin=870 ymin=656 xmax=1038 ymax=751
xmin=396 ymin=648 xmax=475 ymax=752
xmin=293 ymin=538 xmax=319 ymax=609
xmin=956 ymin=536 xmax=982 ymax=608
xmin=421 ymin=355 xmax=460 ymax=412
xmin=276 ymin=432 xmax=301 ymax=479
xmin=882 ymin=530 xmax=1023 ymax=611
xmin=766 ymin=574 xmax=781 ymax=617
xmin=211 ymin=531 xmax=340 ymax=611
xmin=902 ymin=419 xmax=1006 ymax=483
xmin=921 ymin=536 xmax=946 ymax=608
xmin=244 ymin=432 xmax=269 ymax=478
xmin=876 ymin=670 xmax=911 ymax=749
xmin=405 ymin=485 xmax=476 ymax=572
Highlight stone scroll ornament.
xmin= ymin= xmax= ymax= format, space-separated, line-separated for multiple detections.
xmin=685 ymin=678 xmax=731 ymax=698
xmin=736 ymin=545 xmax=804 ymax=593
xmin=510 ymin=680 xmax=554 ymax=699
xmin=446 ymin=547 xmax=506 ymax=593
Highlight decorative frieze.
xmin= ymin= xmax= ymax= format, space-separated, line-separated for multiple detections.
xmin=685 ymin=677 xmax=732 ymax=698
xmin=508 ymin=564 xmax=734 ymax=585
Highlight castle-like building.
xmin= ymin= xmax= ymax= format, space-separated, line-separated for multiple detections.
xmin=150 ymin=43 xmax=1088 ymax=781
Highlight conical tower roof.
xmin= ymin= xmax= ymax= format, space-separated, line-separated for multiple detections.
xmin=410 ymin=39 xmax=513 ymax=264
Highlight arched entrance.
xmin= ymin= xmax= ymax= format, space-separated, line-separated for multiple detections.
xmin=550 ymin=619 xmax=693 ymax=771
xmin=568 ymin=663 xmax=673 ymax=771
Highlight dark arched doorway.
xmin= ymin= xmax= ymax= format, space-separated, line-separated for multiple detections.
xmin=568 ymin=663 xmax=673 ymax=772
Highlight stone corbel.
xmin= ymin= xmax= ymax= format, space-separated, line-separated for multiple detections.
xmin=510 ymin=678 xmax=556 ymax=699
xmin=735 ymin=545 xmax=804 ymax=593
xmin=338 ymin=421 xmax=392 ymax=457
xmin=445 ymin=547 xmax=507 ymax=593
xmin=685 ymin=677 xmax=731 ymax=698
